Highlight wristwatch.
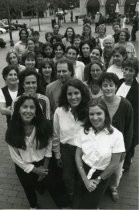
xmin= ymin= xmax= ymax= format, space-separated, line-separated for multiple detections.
xmin=96 ymin=176 xmax=102 ymax=184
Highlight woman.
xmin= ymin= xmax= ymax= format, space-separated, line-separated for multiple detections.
xmin=98 ymin=72 xmax=133 ymax=202
xmin=116 ymin=57 xmax=139 ymax=171
xmin=53 ymin=79 xmax=90 ymax=206
xmin=66 ymin=46 xmax=85 ymax=81
xmin=78 ymin=41 xmax=91 ymax=65
xmin=17 ymin=70 xmax=50 ymax=120
xmin=74 ymin=99 xmax=125 ymax=209
xmin=62 ymin=27 xmax=75 ymax=49
xmin=39 ymin=59 xmax=56 ymax=94
xmin=14 ymin=28 xmax=29 ymax=61
xmin=115 ymin=28 xmax=136 ymax=57
xmin=22 ymin=51 xmax=38 ymax=72
xmin=85 ymin=60 xmax=104 ymax=99
xmin=6 ymin=95 xmax=53 ymax=208
xmin=81 ymin=23 xmax=97 ymax=50
xmin=26 ymin=38 xmax=35 ymax=52
xmin=0 ymin=65 xmax=19 ymax=125
xmin=53 ymin=42 xmax=65 ymax=64
xmin=107 ymin=46 xmax=127 ymax=79
xmin=45 ymin=32 xmax=53 ymax=43
xmin=42 ymin=43 xmax=54 ymax=59
xmin=6 ymin=50 xmax=25 ymax=72
xmin=96 ymin=24 xmax=109 ymax=50
xmin=84 ymin=46 xmax=103 ymax=81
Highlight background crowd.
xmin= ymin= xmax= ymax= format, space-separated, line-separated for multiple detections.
xmin=0 ymin=18 xmax=138 ymax=209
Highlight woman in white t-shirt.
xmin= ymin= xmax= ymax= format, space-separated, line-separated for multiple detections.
xmin=74 ymin=99 xmax=125 ymax=209
xmin=0 ymin=65 xmax=19 ymax=125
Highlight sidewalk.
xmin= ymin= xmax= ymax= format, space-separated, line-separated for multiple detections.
xmin=0 ymin=21 xmax=138 ymax=209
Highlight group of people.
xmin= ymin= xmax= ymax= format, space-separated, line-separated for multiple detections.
xmin=0 ymin=20 xmax=138 ymax=209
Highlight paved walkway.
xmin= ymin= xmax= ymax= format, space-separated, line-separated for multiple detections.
xmin=0 ymin=21 xmax=138 ymax=209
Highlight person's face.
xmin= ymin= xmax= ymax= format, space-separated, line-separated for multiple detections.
xmin=90 ymin=64 xmax=102 ymax=80
xmin=89 ymin=106 xmax=105 ymax=131
xmin=46 ymin=33 xmax=52 ymax=42
xmin=103 ymin=40 xmax=114 ymax=50
xmin=101 ymin=79 xmax=117 ymax=98
xmin=66 ymin=49 xmax=77 ymax=61
xmin=83 ymin=26 xmax=91 ymax=36
xmin=67 ymin=28 xmax=73 ymax=37
xmin=119 ymin=32 xmax=126 ymax=42
xmin=6 ymin=70 xmax=18 ymax=86
xmin=53 ymin=25 xmax=59 ymax=34
xmin=55 ymin=46 xmax=64 ymax=58
xmin=27 ymin=40 xmax=35 ymax=51
xmin=19 ymin=99 xmax=36 ymax=124
xmin=113 ymin=52 xmax=124 ymax=66
xmin=113 ymin=25 xmax=120 ymax=34
xmin=42 ymin=63 xmax=52 ymax=77
xmin=25 ymin=57 xmax=36 ymax=68
xmin=74 ymin=38 xmax=81 ymax=48
xmin=123 ymin=66 xmax=136 ymax=82
xmin=23 ymin=75 xmax=37 ymax=95
xmin=36 ymin=54 xmax=43 ymax=64
xmin=9 ymin=53 xmax=18 ymax=65
xmin=90 ymin=49 xmax=101 ymax=62
xmin=33 ymin=34 xmax=39 ymax=42
xmin=57 ymin=63 xmax=72 ymax=83
xmin=44 ymin=46 xmax=53 ymax=56
xmin=20 ymin=30 xmax=28 ymax=40
xmin=67 ymin=86 xmax=82 ymax=108
xmin=98 ymin=27 xmax=105 ymax=36
xmin=82 ymin=44 xmax=90 ymax=57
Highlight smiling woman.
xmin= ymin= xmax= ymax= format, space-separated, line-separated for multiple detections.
xmin=5 ymin=95 xmax=53 ymax=208
xmin=52 ymin=79 xmax=90 ymax=206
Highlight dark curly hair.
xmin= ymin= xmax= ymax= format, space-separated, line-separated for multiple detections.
xmin=2 ymin=65 xmax=19 ymax=80
xmin=98 ymin=72 xmax=119 ymax=87
xmin=84 ymin=98 xmax=113 ymax=134
xmin=6 ymin=95 xmax=52 ymax=150
xmin=58 ymin=79 xmax=90 ymax=121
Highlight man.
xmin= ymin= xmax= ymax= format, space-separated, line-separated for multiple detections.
xmin=102 ymin=36 xmax=115 ymax=69
xmin=112 ymin=22 xmax=121 ymax=43
xmin=46 ymin=58 xmax=74 ymax=118
xmin=32 ymin=31 xmax=44 ymax=53
xmin=52 ymin=23 xmax=63 ymax=39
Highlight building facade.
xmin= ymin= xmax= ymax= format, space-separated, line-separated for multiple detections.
xmin=80 ymin=0 xmax=137 ymax=17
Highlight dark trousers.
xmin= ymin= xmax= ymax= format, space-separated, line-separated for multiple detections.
xmin=15 ymin=158 xmax=45 ymax=208
xmin=73 ymin=162 xmax=110 ymax=209
xmin=60 ymin=143 xmax=78 ymax=201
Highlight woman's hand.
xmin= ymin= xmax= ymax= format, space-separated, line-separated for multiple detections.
xmin=32 ymin=166 xmax=48 ymax=176
xmin=84 ymin=178 xmax=98 ymax=192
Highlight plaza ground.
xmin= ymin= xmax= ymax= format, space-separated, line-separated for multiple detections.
xmin=0 ymin=15 xmax=138 ymax=209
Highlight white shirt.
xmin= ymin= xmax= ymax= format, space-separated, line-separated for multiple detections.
xmin=116 ymin=82 xmax=131 ymax=97
xmin=0 ymin=88 xmax=18 ymax=103
xmin=75 ymin=127 xmax=125 ymax=179
xmin=53 ymin=107 xmax=84 ymax=158
xmin=8 ymin=127 xmax=52 ymax=173
xmin=74 ymin=61 xmax=85 ymax=81
xmin=107 ymin=64 xmax=123 ymax=79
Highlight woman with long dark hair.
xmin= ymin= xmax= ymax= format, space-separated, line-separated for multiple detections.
xmin=74 ymin=99 xmax=125 ymax=209
xmin=62 ymin=27 xmax=75 ymax=49
xmin=6 ymin=95 xmax=53 ymax=208
xmin=53 ymin=79 xmax=90 ymax=206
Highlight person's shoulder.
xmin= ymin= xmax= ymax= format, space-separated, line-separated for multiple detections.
xmin=111 ymin=126 xmax=123 ymax=138
xmin=76 ymin=60 xmax=85 ymax=66
xmin=47 ymin=80 xmax=60 ymax=90
xmin=120 ymin=96 xmax=132 ymax=107
xmin=37 ymin=93 xmax=49 ymax=101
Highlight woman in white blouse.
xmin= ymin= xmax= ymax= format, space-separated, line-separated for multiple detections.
xmin=53 ymin=79 xmax=90 ymax=206
xmin=6 ymin=95 xmax=53 ymax=208
xmin=74 ymin=99 xmax=125 ymax=209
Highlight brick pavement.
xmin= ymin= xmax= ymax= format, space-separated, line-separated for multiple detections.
xmin=0 ymin=21 xmax=138 ymax=209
